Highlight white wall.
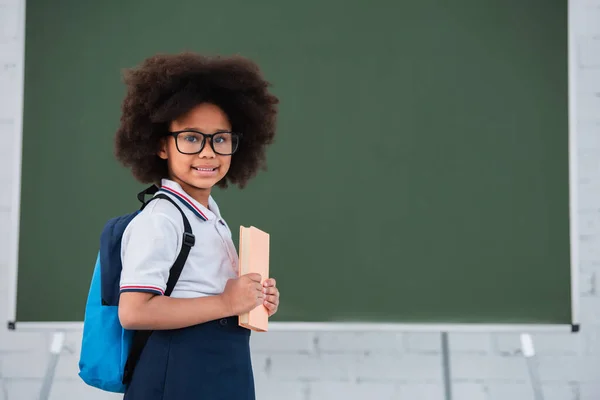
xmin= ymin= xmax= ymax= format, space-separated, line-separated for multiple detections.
xmin=2 ymin=1 xmax=600 ymax=399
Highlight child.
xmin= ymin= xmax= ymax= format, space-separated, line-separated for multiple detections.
xmin=113 ymin=52 xmax=280 ymax=400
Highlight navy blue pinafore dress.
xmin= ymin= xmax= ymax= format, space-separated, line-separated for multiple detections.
xmin=123 ymin=316 xmax=254 ymax=400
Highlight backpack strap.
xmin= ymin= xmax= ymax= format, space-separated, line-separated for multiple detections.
xmin=122 ymin=191 xmax=195 ymax=385
xmin=152 ymin=193 xmax=195 ymax=295
xmin=136 ymin=184 xmax=159 ymax=206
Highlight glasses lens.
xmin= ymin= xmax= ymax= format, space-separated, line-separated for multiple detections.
xmin=176 ymin=131 xmax=204 ymax=154
xmin=213 ymin=133 xmax=239 ymax=155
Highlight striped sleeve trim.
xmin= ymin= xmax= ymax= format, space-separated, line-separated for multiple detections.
xmin=120 ymin=285 xmax=165 ymax=295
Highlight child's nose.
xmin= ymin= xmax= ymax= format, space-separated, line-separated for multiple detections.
xmin=199 ymin=140 xmax=216 ymax=158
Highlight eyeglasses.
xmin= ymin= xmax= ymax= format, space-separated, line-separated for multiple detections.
xmin=167 ymin=130 xmax=241 ymax=156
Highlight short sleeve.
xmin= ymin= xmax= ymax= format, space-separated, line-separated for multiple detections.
xmin=119 ymin=211 xmax=181 ymax=296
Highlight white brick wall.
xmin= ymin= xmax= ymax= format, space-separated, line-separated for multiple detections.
xmin=1 ymin=1 xmax=600 ymax=399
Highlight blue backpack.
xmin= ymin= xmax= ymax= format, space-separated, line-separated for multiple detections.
xmin=78 ymin=186 xmax=195 ymax=393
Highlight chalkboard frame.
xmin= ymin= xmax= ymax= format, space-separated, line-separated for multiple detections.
xmin=6 ymin=0 xmax=580 ymax=334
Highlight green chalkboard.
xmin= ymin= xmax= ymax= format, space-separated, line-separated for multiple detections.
xmin=12 ymin=0 xmax=573 ymax=328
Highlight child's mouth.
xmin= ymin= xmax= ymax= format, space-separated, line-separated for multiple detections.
xmin=192 ymin=166 xmax=218 ymax=176
xmin=192 ymin=167 xmax=217 ymax=172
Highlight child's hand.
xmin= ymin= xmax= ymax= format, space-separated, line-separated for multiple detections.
xmin=222 ymin=273 xmax=264 ymax=316
xmin=262 ymin=278 xmax=280 ymax=316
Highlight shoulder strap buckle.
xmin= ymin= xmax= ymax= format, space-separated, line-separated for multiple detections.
xmin=183 ymin=232 xmax=195 ymax=247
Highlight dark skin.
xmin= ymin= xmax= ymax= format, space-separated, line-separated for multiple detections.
xmin=118 ymin=103 xmax=279 ymax=330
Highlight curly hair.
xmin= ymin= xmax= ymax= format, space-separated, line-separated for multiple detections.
xmin=114 ymin=52 xmax=279 ymax=189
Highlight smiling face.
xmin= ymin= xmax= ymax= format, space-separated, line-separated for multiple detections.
xmin=158 ymin=103 xmax=233 ymax=206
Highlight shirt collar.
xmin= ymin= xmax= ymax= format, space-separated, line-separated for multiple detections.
xmin=159 ymin=179 xmax=218 ymax=221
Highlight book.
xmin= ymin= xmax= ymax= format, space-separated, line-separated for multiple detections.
xmin=238 ymin=225 xmax=270 ymax=332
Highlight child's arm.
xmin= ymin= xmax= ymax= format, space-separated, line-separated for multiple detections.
xmin=119 ymin=273 xmax=264 ymax=330
xmin=118 ymin=210 xmax=263 ymax=330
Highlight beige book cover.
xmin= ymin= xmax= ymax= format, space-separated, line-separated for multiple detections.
xmin=238 ymin=226 xmax=270 ymax=332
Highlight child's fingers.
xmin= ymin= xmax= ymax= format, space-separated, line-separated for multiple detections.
xmin=262 ymin=286 xmax=278 ymax=295
xmin=261 ymin=279 xmax=279 ymax=314
xmin=264 ymin=294 xmax=278 ymax=305
xmin=263 ymin=300 xmax=277 ymax=310
xmin=262 ymin=278 xmax=276 ymax=287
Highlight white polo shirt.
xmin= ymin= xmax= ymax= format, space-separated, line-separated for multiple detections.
xmin=119 ymin=179 xmax=239 ymax=298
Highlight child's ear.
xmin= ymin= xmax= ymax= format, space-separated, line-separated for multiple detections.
xmin=158 ymin=137 xmax=168 ymax=160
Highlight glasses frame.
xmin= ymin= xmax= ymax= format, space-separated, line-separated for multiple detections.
xmin=167 ymin=130 xmax=242 ymax=156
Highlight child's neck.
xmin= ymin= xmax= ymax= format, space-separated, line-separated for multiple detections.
xmin=190 ymin=190 xmax=210 ymax=209
xmin=169 ymin=177 xmax=211 ymax=209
